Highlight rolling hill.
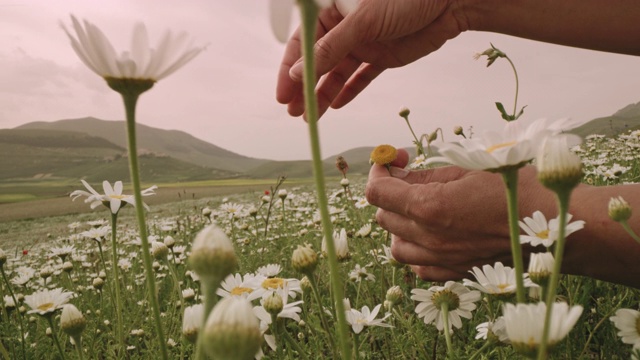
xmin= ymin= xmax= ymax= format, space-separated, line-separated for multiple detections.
xmin=17 ymin=117 xmax=268 ymax=174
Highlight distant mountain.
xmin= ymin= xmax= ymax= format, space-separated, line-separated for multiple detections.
xmin=0 ymin=128 xmax=236 ymax=182
xmin=17 ymin=117 xmax=268 ymax=173
xmin=570 ymin=102 xmax=640 ymax=138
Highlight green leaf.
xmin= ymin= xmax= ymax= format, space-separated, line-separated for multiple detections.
xmin=495 ymin=102 xmax=514 ymax=121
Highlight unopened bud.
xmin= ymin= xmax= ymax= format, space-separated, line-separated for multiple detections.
xmin=608 ymin=196 xmax=632 ymax=222
xmin=263 ymin=293 xmax=284 ymax=316
xmin=188 ymin=225 xmax=238 ymax=283
xmin=203 ymin=297 xmax=262 ymax=360
xmin=60 ymin=304 xmax=86 ymax=337
xmin=292 ymin=245 xmax=318 ymax=275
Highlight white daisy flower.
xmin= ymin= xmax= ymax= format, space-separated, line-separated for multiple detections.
xmin=246 ymin=277 xmax=302 ymax=302
xmin=24 ymin=288 xmax=74 ymax=316
xmin=475 ymin=316 xmax=509 ymax=344
xmin=411 ymin=281 xmax=481 ymax=332
xmin=62 ymin=15 xmax=203 ymax=81
xmin=217 ymin=273 xmax=264 ymax=299
xmin=348 ymin=264 xmax=375 ymax=282
xmin=345 ymin=303 xmax=393 ymax=334
xmin=256 ymin=264 xmax=282 ymax=278
xmin=610 ymin=308 xmax=640 ymax=346
xmin=463 ymin=262 xmax=535 ymax=296
xmin=425 ymin=118 xmax=579 ymax=172
xmin=503 ymin=302 xmax=583 ymax=357
xmin=70 ymin=180 xmax=157 ymax=214
xmin=519 ymin=211 xmax=585 ymax=247
xmin=322 ymin=228 xmax=349 ymax=261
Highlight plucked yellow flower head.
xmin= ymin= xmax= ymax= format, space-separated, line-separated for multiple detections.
xmin=370 ymin=145 xmax=398 ymax=166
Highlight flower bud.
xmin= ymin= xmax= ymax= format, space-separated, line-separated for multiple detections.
xmin=203 ymin=297 xmax=262 ymax=360
xmin=385 ymin=285 xmax=404 ymax=306
xmin=188 ymin=225 xmax=238 ymax=283
xmin=40 ymin=266 xmax=53 ymax=280
xmin=151 ymin=241 xmax=169 ymax=260
xmin=608 ymin=196 xmax=632 ymax=222
xmin=335 ymin=156 xmax=349 ymax=176
xmin=182 ymin=288 xmax=196 ymax=302
xmin=92 ymin=277 xmax=104 ymax=290
xmin=300 ymin=276 xmax=312 ymax=294
xmin=453 ymin=126 xmax=464 ymax=136
xmin=202 ymin=207 xmax=212 ymax=217
xmin=182 ymin=304 xmax=203 ymax=344
xmin=528 ymin=252 xmax=554 ymax=287
xmin=0 ymin=249 xmax=6 ymax=267
xmin=398 ymin=107 xmax=410 ymax=118
xmin=292 ymin=245 xmax=318 ymax=275
xmin=62 ymin=261 xmax=74 ymax=273
xmin=340 ymin=178 xmax=350 ymax=187
xmin=263 ymin=293 xmax=283 ymax=316
xmin=164 ymin=236 xmax=176 ymax=249
xmin=537 ymin=134 xmax=583 ymax=193
xmin=60 ymin=304 xmax=86 ymax=337
xmin=278 ymin=189 xmax=288 ymax=200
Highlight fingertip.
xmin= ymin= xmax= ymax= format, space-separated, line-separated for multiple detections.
xmin=391 ymin=148 xmax=409 ymax=168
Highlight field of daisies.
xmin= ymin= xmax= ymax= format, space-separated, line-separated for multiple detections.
xmin=0 ymin=128 xmax=637 ymax=360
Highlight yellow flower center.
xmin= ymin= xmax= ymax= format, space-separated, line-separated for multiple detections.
xmin=536 ymin=230 xmax=549 ymax=239
xmin=497 ymin=283 xmax=509 ymax=292
xmin=37 ymin=302 xmax=55 ymax=312
xmin=370 ymin=145 xmax=398 ymax=165
xmin=109 ymin=195 xmax=127 ymax=200
xmin=262 ymin=278 xmax=285 ymax=289
xmin=485 ymin=141 xmax=516 ymax=154
xmin=230 ymin=287 xmax=253 ymax=296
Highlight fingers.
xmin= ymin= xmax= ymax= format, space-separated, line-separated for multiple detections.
xmin=315 ymin=54 xmax=362 ymax=117
xmin=276 ymin=28 xmax=303 ymax=105
xmin=330 ymin=63 xmax=385 ymax=109
xmin=411 ymin=265 xmax=467 ymax=282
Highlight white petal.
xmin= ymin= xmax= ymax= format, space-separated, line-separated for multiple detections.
xmin=269 ymin=0 xmax=295 ymax=43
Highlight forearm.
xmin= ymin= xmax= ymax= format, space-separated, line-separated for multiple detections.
xmin=563 ymin=183 xmax=640 ymax=287
xmin=459 ymin=0 xmax=640 ymax=56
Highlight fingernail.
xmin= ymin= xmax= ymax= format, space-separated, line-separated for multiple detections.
xmin=289 ymin=60 xmax=303 ymax=80
xmin=390 ymin=167 xmax=409 ymax=179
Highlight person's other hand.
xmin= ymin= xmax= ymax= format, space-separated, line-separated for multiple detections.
xmin=276 ymin=0 xmax=467 ymax=118
xmin=365 ymin=149 xmax=555 ymax=282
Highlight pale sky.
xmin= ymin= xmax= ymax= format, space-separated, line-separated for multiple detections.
xmin=2 ymin=1 xmax=640 ymax=161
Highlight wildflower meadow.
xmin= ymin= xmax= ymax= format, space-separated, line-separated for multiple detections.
xmin=1 ymin=1 xmax=639 ymax=360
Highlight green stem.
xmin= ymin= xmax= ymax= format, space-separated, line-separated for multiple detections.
xmin=505 ymin=56 xmax=519 ymax=117
xmin=501 ymin=169 xmax=526 ymax=303
xmin=403 ymin=116 xmax=426 ymax=156
xmin=469 ymin=340 xmax=493 ymax=360
xmin=46 ymin=315 xmax=67 ymax=360
xmin=121 ymin=91 xmax=169 ymax=360
xmin=195 ymin=279 xmax=220 ymax=360
xmin=73 ymin=336 xmax=85 ymax=360
xmin=281 ymin=322 xmax=309 ymax=360
xmin=0 ymin=268 xmax=26 ymax=360
xmin=441 ymin=303 xmax=454 ymax=359
xmin=620 ymin=220 xmax=640 ymax=244
xmin=109 ymin=213 xmax=125 ymax=353
xmin=308 ymin=275 xmax=337 ymax=354
xmin=298 ymin=2 xmax=351 ymax=359
xmin=537 ymin=190 xmax=571 ymax=360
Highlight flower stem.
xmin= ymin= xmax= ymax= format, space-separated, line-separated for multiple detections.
xmin=46 ymin=315 xmax=67 ymax=360
xmin=402 ymin=116 xmax=426 ymax=156
xmin=501 ymin=169 xmax=526 ymax=303
xmin=195 ymin=279 xmax=221 ymax=360
xmin=298 ymin=2 xmax=351 ymax=359
xmin=121 ymin=91 xmax=169 ymax=360
xmin=620 ymin=220 xmax=640 ymax=244
xmin=440 ymin=303 xmax=454 ymax=358
xmin=308 ymin=275 xmax=337 ymax=354
xmin=505 ymin=56 xmax=519 ymax=118
xmin=109 ymin=213 xmax=125 ymax=352
xmin=537 ymin=190 xmax=571 ymax=360
xmin=0 ymin=268 xmax=26 ymax=360
xmin=73 ymin=336 xmax=85 ymax=360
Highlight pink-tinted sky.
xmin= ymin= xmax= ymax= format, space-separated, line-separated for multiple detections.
xmin=2 ymin=0 xmax=640 ymax=160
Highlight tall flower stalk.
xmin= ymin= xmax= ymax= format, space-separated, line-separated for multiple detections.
xmin=63 ymin=15 xmax=204 ymax=360
xmin=110 ymin=78 xmax=169 ymax=360
xmin=501 ymin=168 xmax=526 ymax=303
xmin=534 ymin=134 xmax=584 ymax=359
xmin=109 ymin=212 xmax=125 ymax=351
xmin=296 ymin=1 xmax=351 ymax=358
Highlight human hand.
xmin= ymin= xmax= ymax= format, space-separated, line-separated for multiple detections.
xmin=276 ymin=0 xmax=466 ymax=118
xmin=366 ymin=149 xmax=556 ymax=282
